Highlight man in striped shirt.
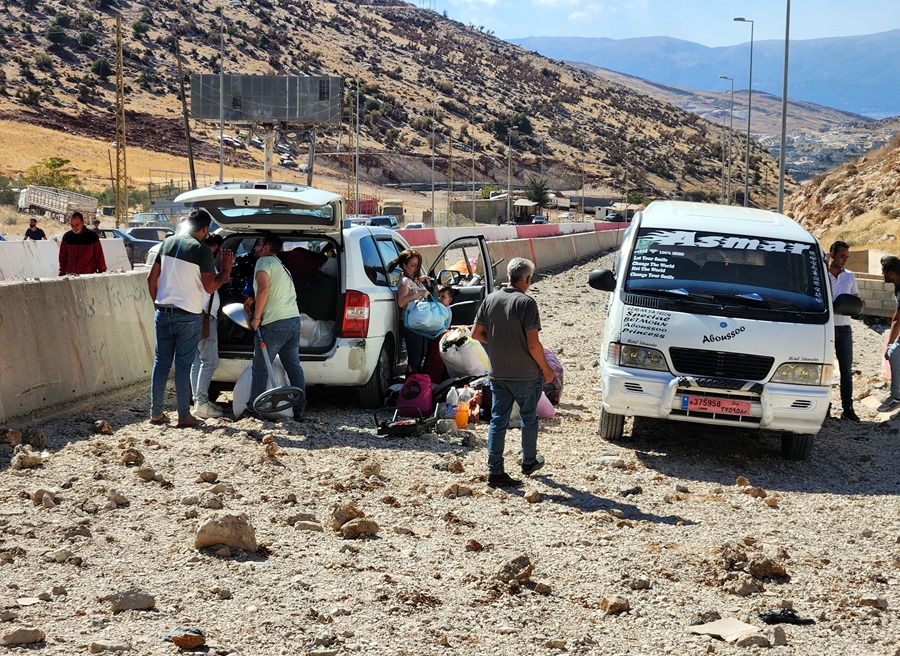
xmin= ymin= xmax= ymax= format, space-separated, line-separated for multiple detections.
xmin=147 ymin=209 xmax=233 ymax=428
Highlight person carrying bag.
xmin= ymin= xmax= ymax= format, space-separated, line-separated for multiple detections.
xmin=390 ymin=248 xmax=437 ymax=374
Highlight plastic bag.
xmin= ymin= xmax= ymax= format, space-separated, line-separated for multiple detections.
xmin=232 ymin=360 xmax=293 ymax=419
xmin=404 ymin=295 xmax=451 ymax=339
xmin=439 ymin=327 xmax=491 ymax=378
xmin=543 ymin=347 xmax=564 ymax=406
xmin=299 ymin=312 xmax=334 ymax=348
xmin=509 ymin=391 xmax=556 ymax=422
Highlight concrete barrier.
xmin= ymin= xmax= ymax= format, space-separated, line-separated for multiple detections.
xmin=487 ymin=239 xmax=537 ymax=273
xmin=0 ymin=239 xmax=131 ymax=280
xmin=0 ymin=271 xmax=155 ymax=423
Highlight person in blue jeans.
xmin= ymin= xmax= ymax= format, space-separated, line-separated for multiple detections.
xmin=190 ymin=234 xmax=225 ymax=418
xmin=247 ymin=235 xmax=306 ymax=419
xmin=148 ymin=209 xmax=233 ymax=428
xmin=472 ymin=258 xmax=555 ymax=489
xmin=879 ymin=255 xmax=900 ymax=413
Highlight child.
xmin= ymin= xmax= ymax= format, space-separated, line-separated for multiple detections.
xmin=437 ymin=284 xmax=455 ymax=307
xmin=424 ymin=285 xmax=455 ymax=384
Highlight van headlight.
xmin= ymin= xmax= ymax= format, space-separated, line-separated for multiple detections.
xmin=771 ymin=363 xmax=831 ymax=386
xmin=609 ymin=343 xmax=668 ymax=371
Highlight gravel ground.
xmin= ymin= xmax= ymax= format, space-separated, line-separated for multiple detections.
xmin=1 ymin=252 xmax=898 ymax=655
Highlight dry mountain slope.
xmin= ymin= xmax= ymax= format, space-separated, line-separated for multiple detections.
xmin=0 ymin=0 xmax=781 ymax=204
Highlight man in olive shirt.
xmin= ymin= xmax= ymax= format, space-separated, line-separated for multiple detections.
xmin=247 ymin=234 xmax=306 ymax=418
xmin=472 ymin=257 xmax=555 ymax=489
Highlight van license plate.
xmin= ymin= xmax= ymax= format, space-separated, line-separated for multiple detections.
xmin=682 ymin=396 xmax=751 ymax=416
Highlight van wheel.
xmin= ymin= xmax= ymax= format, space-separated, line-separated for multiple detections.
xmin=598 ymin=406 xmax=625 ymax=441
xmin=358 ymin=343 xmax=393 ymax=408
xmin=781 ymin=434 xmax=813 ymax=460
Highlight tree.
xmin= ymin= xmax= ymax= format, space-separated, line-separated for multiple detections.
xmin=91 ymin=56 xmax=112 ymax=80
xmin=525 ymin=176 xmax=551 ymax=211
xmin=78 ymin=30 xmax=97 ymax=47
xmin=24 ymin=157 xmax=78 ymax=188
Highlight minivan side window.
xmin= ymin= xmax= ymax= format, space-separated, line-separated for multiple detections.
xmin=360 ymin=236 xmax=390 ymax=286
xmin=375 ymin=238 xmax=403 ymax=286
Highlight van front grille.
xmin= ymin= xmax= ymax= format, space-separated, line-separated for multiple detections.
xmin=669 ymin=348 xmax=774 ymax=381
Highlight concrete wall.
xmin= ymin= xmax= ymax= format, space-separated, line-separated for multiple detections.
xmin=856 ymin=274 xmax=895 ymax=318
xmin=0 ymin=271 xmax=156 ymax=422
xmin=0 ymin=239 xmax=131 ymax=280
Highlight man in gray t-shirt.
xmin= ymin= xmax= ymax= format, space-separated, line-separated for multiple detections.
xmin=473 ymin=258 xmax=554 ymax=489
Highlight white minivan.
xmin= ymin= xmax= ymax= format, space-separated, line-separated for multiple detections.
xmin=174 ymin=181 xmax=494 ymax=407
xmin=588 ymin=201 xmax=861 ymax=459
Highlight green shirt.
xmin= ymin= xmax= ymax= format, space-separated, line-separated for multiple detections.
xmin=254 ymin=255 xmax=300 ymax=325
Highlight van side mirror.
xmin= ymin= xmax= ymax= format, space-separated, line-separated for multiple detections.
xmin=439 ymin=269 xmax=461 ymax=286
xmin=588 ymin=268 xmax=616 ymax=292
xmin=833 ymin=293 xmax=864 ymax=316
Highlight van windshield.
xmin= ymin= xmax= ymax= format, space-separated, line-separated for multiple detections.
xmin=624 ymin=228 xmax=827 ymax=316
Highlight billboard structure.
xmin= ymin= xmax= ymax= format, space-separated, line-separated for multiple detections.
xmin=191 ymin=74 xmax=342 ymax=125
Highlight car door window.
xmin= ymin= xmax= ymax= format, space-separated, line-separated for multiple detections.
xmin=360 ymin=236 xmax=391 ymax=286
xmin=374 ymin=238 xmax=403 ymax=286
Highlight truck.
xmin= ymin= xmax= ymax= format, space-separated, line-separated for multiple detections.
xmin=587 ymin=200 xmax=862 ymax=460
xmin=18 ymin=186 xmax=98 ymax=220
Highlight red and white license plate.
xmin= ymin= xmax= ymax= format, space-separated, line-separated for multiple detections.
xmin=682 ymin=395 xmax=751 ymax=416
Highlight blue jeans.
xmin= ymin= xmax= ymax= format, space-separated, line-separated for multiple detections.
xmin=251 ymin=317 xmax=306 ymax=412
xmin=888 ymin=341 xmax=900 ymax=400
xmin=151 ymin=309 xmax=202 ymax=420
xmin=834 ymin=325 xmax=853 ymax=410
xmin=190 ymin=317 xmax=219 ymax=406
xmin=401 ymin=324 xmax=428 ymax=374
xmin=487 ymin=378 xmax=542 ymax=475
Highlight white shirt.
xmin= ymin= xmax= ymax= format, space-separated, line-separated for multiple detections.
xmin=829 ymin=268 xmax=859 ymax=327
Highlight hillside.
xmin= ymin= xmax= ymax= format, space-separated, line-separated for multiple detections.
xmin=0 ymin=0 xmax=784 ymax=208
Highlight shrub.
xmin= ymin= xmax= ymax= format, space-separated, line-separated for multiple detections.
xmin=46 ymin=24 xmax=66 ymax=44
xmin=91 ymin=56 xmax=113 ymax=80
xmin=34 ymin=53 xmax=54 ymax=71
xmin=78 ymin=30 xmax=98 ymax=47
xmin=52 ymin=12 xmax=72 ymax=28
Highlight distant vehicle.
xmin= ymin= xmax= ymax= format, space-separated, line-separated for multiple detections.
xmin=279 ymin=157 xmax=298 ymax=168
xmin=96 ymin=228 xmax=159 ymax=266
xmin=558 ymin=212 xmax=576 ymax=220
xmin=404 ymin=222 xmax=426 ymax=230
xmin=18 ymin=186 xmax=98 ymax=219
xmin=531 ymin=215 xmax=548 ymax=224
xmin=249 ymin=137 xmax=264 ymax=149
xmin=125 ymin=227 xmax=174 ymax=242
xmin=129 ymin=212 xmax=175 ymax=229
xmin=368 ymin=215 xmax=400 ymax=230
xmin=274 ymin=143 xmax=293 ymax=155
xmin=217 ymin=135 xmax=244 ymax=148
xmin=342 ymin=217 xmax=372 ymax=229
xmin=0 ymin=234 xmax=6 ymax=241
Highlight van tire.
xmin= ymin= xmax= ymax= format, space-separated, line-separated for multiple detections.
xmin=781 ymin=434 xmax=813 ymax=460
xmin=358 ymin=343 xmax=393 ymax=408
xmin=598 ymin=407 xmax=625 ymax=441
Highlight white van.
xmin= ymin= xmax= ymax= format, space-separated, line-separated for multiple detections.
xmin=588 ymin=201 xmax=861 ymax=459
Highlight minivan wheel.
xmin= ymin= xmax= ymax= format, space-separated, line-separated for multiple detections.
xmin=358 ymin=343 xmax=393 ymax=408
xmin=780 ymin=433 xmax=813 ymax=460
xmin=598 ymin=406 xmax=625 ymax=441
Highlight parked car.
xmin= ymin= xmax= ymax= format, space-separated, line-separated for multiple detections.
xmin=249 ymin=137 xmax=264 ymax=149
xmin=96 ymin=228 xmax=160 ymax=266
xmin=531 ymin=215 xmax=548 ymax=224
xmin=125 ymin=227 xmax=174 ymax=242
xmin=368 ymin=215 xmax=400 ymax=230
xmin=274 ymin=143 xmax=293 ymax=155
xmin=342 ymin=217 xmax=372 ymax=229
xmin=558 ymin=212 xmax=576 ymax=220
xmin=404 ymin=222 xmax=426 ymax=230
xmin=279 ymin=157 xmax=298 ymax=168
xmin=173 ymin=181 xmax=495 ymax=407
xmin=216 ymin=135 xmax=244 ymax=148
xmin=129 ymin=212 xmax=174 ymax=229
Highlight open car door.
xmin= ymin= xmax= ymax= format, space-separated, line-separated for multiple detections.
xmin=427 ymin=235 xmax=496 ymax=326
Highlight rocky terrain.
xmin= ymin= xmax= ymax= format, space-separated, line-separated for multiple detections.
xmin=0 ymin=252 xmax=898 ymax=655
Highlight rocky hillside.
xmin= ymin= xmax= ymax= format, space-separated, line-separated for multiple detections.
xmin=785 ymin=129 xmax=900 ymax=246
xmin=0 ymin=0 xmax=782 ymax=204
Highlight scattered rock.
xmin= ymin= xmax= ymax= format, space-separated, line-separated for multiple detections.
xmin=30 ymin=488 xmax=57 ymax=506
xmin=194 ymin=513 xmax=258 ymax=551
xmin=544 ymin=638 xmax=566 ymax=649
xmin=675 ymin=483 xmax=690 ymax=493
xmin=164 ymin=626 xmax=206 ymax=650
xmin=214 ymin=546 xmax=231 ymax=558
xmin=208 ymin=483 xmax=234 ymax=495
xmin=340 ymin=518 xmax=378 ymax=539
xmin=93 ymin=420 xmax=114 ymax=435
xmin=619 ymin=485 xmax=642 ymax=497
xmin=734 ymin=632 xmax=771 ymax=647
xmin=22 ymin=429 xmax=47 ymax=449
xmin=0 ymin=610 xmax=16 ymax=622
xmin=600 ymin=595 xmax=629 ymax=615
xmin=442 ymin=483 xmax=473 ymax=499
xmin=120 ymin=448 xmax=144 ymax=466
xmin=0 ymin=626 xmax=45 ymax=645
xmin=197 ymin=471 xmax=218 ymax=483
xmin=590 ymin=456 xmax=626 ymax=469
xmin=10 ymin=445 xmax=48 ymax=470
xmin=135 ymin=466 xmax=157 ymax=481
xmin=447 ymin=459 xmax=465 ymax=473
xmin=743 ymin=486 xmax=768 ymax=499
xmin=524 ymin=490 xmax=541 ymax=503
xmin=534 ymin=582 xmax=552 ymax=595
xmin=465 ymin=539 xmax=483 ymax=552
xmin=295 ymin=521 xmax=324 ymax=532
xmin=359 ymin=459 xmax=382 ymax=478
xmin=106 ymin=489 xmax=129 ymax=507
xmin=496 ymin=554 xmax=533 ymax=584
xmin=773 ymin=626 xmax=787 ymax=646
xmin=330 ymin=503 xmax=365 ymax=531
xmin=0 ymin=428 xmax=23 ymax=447
xmin=748 ymin=558 xmax=787 ymax=579
xmin=88 ymin=640 xmax=130 ymax=653
xmin=735 ymin=476 xmax=751 ymax=487
xmin=101 ymin=587 xmax=156 ymax=612
xmin=45 ymin=549 xmax=73 ymax=563
xmin=859 ymin=595 xmax=888 ymax=609
xmin=628 ymin=577 xmax=651 ymax=590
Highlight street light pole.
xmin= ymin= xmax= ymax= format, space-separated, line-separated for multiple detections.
xmin=354 ymin=63 xmax=371 ymax=216
xmin=218 ymin=15 xmax=225 ymax=183
xmin=430 ymin=99 xmax=436 ymax=224
xmin=719 ymin=75 xmax=735 ymax=205
xmin=471 ymin=133 xmax=476 ymax=225
xmin=734 ymin=16 xmax=754 ymax=207
xmin=506 ymin=126 xmax=518 ymax=224
xmin=777 ymin=0 xmax=791 ymax=213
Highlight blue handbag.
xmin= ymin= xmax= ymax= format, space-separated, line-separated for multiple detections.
xmin=404 ymin=293 xmax=451 ymax=339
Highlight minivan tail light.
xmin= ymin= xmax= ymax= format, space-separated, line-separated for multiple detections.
xmin=341 ymin=290 xmax=370 ymax=338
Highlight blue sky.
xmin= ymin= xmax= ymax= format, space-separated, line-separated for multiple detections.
xmin=423 ymin=0 xmax=898 ymax=47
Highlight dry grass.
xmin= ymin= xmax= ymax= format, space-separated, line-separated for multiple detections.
xmin=817 ymin=207 xmax=900 ymax=255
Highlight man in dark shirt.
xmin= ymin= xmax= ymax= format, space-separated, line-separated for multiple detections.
xmin=24 ymin=218 xmax=47 ymax=240
xmin=472 ymin=257 xmax=555 ymax=489
xmin=59 ymin=211 xmax=106 ymax=275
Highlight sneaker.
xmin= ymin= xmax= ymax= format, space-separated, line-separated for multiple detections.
xmin=487 ymin=472 xmax=523 ymax=489
xmin=193 ymin=402 xmax=224 ymax=419
xmin=876 ymin=397 xmax=900 ymax=413
xmin=521 ymin=455 xmax=546 ymax=475
xmin=841 ymin=408 xmax=860 ymax=422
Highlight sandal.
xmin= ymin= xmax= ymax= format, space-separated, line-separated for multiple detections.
xmin=149 ymin=414 xmax=170 ymax=425
xmin=176 ymin=417 xmax=202 ymax=429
